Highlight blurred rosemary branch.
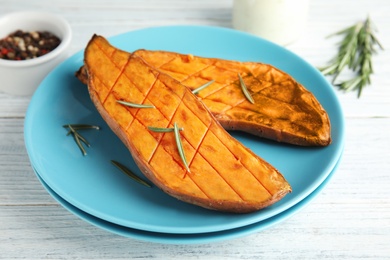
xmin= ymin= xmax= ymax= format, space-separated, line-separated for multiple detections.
xmin=319 ymin=16 xmax=384 ymax=98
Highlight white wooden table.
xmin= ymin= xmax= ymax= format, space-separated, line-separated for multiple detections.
xmin=1 ymin=0 xmax=389 ymax=259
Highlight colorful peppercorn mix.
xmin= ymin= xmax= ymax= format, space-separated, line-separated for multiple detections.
xmin=0 ymin=30 xmax=61 ymax=60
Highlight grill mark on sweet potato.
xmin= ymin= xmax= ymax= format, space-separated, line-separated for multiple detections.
xmin=126 ymin=77 xmax=159 ymax=130
xmin=159 ymin=62 xmax=233 ymax=102
xmin=198 ymin=126 xmax=272 ymax=199
xmin=152 ymin=87 xmax=235 ymax=199
xmin=183 ymin=124 xmax=242 ymax=200
xmin=130 ymin=76 xmax=215 ymax=199
xmin=136 ymin=72 xmax=269 ymax=201
xmin=103 ymin=65 xmax=211 ymax=199
xmin=194 ymin=76 xmax=238 ymax=100
xmin=167 ymin=63 xmax=214 ymax=85
xmin=158 ymin=67 xmax=191 ymax=83
xmin=115 ymin=71 xmax=186 ymax=164
xmin=155 ymin=57 xmax=232 ymax=99
xmin=192 ymin=128 xmax=246 ymax=201
xmin=205 ymin=81 xmax=247 ymax=107
xmin=176 ymin=87 xmax=273 ymax=198
xmin=210 ymin=75 xmax=323 ymax=137
xmin=174 ymin=100 xmax=247 ymax=201
xmin=99 ymin=59 xmax=184 ymax=163
xmin=93 ymin=42 xmax=128 ymax=105
xmin=190 ymin=77 xmax=228 ymax=98
xmin=178 ymin=64 xmax=303 ymax=127
xmin=154 ymin=132 xmax=212 ymax=199
xmin=189 ymin=72 xmax=301 ymax=125
xmin=137 ymin=52 xmax=329 ymax=146
xmin=146 ymin=98 xmax=186 ymax=167
xmin=170 ymin=93 xmax=246 ymax=200
xmin=182 ymin=70 xmax=281 ymax=129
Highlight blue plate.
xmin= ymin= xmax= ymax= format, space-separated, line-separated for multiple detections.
xmin=32 ymin=155 xmax=340 ymax=244
xmin=24 ymin=25 xmax=345 ymax=234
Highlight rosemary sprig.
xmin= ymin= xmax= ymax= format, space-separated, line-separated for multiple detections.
xmin=64 ymin=124 xmax=101 ymax=131
xmin=111 ymin=160 xmax=152 ymax=188
xmin=63 ymin=124 xmax=100 ymax=156
xmin=192 ymin=80 xmax=215 ymax=94
xmin=319 ymin=16 xmax=384 ymax=98
xmin=148 ymin=126 xmax=184 ymax=132
xmin=69 ymin=125 xmax=90 ymax=146
xmin=238 ymin=73 xmax=255 ymax=104
xmin=117 ymin=100 xmax=155 ymax=109
xmin=149 ymin=124 xmax=189 ymax=173
xmin=173 ymin=122 xmax=190 ymax=173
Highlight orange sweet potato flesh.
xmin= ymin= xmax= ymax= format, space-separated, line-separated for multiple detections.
xmin=77 ymin=40 xmax=331 ymax=147
xmin=135 ymin=50 xmax=331 ymax=146
xmin=83 ymin=35 xmax=291 ymax=213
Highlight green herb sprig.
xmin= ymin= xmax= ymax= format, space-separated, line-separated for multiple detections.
xmin=148 ymin=124 xmax=189 ymax=173
xmin=319 ymin=16 xmax=384 ymax=98
xmin=117 ymin=100 xmax=155 ymax=108
xmin=238 ymin=73 xmax=255 ymax=104
xmin=174 ymin=122 xmax=190 ymax=173
xmin=111 ymin=160 xmax=152 ymax=188
xmin=192 ymin=80 xmax=215 ymax=94
xmin=148 ymin=126 xmax=183 ymax=132
xmin=63 ymin=124 xmax=100 ymax=156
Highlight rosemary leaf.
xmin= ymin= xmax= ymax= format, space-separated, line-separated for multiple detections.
xmin=173 ymin=122 xmax=190 ymax=173
xmin=76 ymin=137 xmax=87 ymax=156
xmin=63 ymin=124 xmax=100 ymax=130
xmin=148 ymin=126 xmax=183 ymax=132
xmin=74 ymin=132 xmax=91 ymax=147
xmin=68 ymin=124 xmax=88 ymax=155
xmin=319 ymin=16 xmax=383 ymax=98
xmin=70 ymin=131 xmax=87 ymax=156
xmin=64 ymin=124 xmax=100 ymax=156
xmin=238 ymin=73 xmax=255 ymax=104
xmin=117 ymin=100 xmax=155 ymax=109
xmin=111 ymin=160 xmax=152 ymax=188
xmin=192 ymin=80 xmax=215 ymax=94
xmin=64 ymin=124 xmax=100 ymax=136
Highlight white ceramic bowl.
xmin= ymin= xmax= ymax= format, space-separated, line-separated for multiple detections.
xmin=0 ymin=11 xmax=72 ymax=95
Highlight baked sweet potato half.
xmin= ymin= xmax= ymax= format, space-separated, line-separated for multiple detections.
xmin=83 ymin=35 xmax=291 ymax=213
xmin=77 ymin=38 xmax=331 ymax=147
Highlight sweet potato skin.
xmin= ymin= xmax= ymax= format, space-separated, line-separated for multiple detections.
xmin=84 ymin=35 xmax=291 ymax=213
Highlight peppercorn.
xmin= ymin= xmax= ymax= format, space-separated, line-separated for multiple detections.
xmin=0 ymin=30 xmax=61 ymax=60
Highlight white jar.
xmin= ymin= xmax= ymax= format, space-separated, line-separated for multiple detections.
xmin=232 ymin=0 xmax=310 ymax=45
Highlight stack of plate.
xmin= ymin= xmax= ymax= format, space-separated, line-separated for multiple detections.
xmin=24 ymin=26 xmax=345 ymax=244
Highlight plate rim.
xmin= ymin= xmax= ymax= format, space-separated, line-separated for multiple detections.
xmin=32 ymin=153 xmax=341 ymax=244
